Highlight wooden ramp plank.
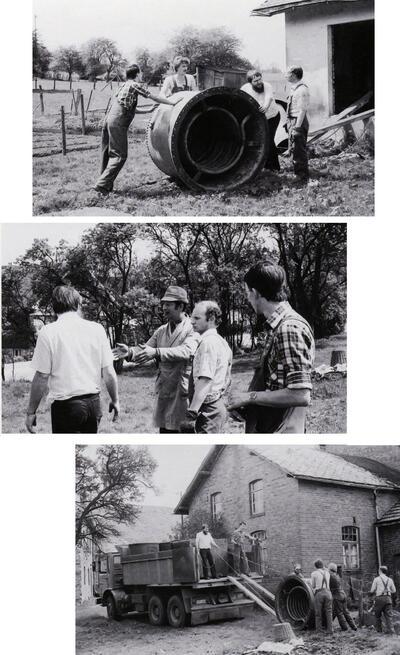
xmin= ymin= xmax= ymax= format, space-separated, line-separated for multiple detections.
xmin=226 ymin=576 xmax=277 ymax=617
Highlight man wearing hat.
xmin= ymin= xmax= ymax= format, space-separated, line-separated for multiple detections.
xmin=113 ymin=286 xmax=199 ymax=432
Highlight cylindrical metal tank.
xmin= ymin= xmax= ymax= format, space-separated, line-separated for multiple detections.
xmin=147 ymin=87 xmax=268 ymax=192
xmin=275 ymin=575 xmax=316 ymax=629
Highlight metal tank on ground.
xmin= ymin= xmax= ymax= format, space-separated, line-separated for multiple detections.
xmin=147 ymin=87 xmax=268 ymax=192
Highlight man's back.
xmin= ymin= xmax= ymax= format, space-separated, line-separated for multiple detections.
xmin=32 ymin=312 xmax=113 ymax=400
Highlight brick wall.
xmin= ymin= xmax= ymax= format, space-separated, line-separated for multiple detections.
xmin=187 ymin=446 xmax=400 ymax=594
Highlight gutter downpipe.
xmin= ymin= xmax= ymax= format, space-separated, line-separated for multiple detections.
xmin=373 ymin=488 xmax=382 ymax=567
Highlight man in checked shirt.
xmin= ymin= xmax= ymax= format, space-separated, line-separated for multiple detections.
xmin=228 ymin=260 xmax=315 ymax=433
xmin=94 ymin=64 xmax=181 ymax=195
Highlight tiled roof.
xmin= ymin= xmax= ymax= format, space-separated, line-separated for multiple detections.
xmin=252 ymin=0 xmax=361 ymax=18
xmin=252 ymin=446 xmax=397 ymax=489
xmin=377 ymin=501 xmax=400 ymax=525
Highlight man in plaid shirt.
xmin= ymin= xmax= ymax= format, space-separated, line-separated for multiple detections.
xmin=228 ymin=260 xmax=314 ymax=433
xmin=94 ymin=64 xmax=181 ymax=195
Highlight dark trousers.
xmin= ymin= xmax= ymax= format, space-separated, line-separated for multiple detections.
xmin=333 ymin=594 xmax=357 ymax=631
xmin=196 ymin=397 xmax=227 ymax=434
xmin=314 ymin=588 xmax=333 ymax=634
xmin=51 ymin=393 xmax=102 ymax=434
xmin=159 ymin=427 xmax=178 ymax=434
xmin=265 ymin=112 xmax=280 ymax=171
xmin=375 ymin=596 xmax=394 ymax=633
xmin=288 ymin=116 xmax=309 ymax=180
xmin=95 ymin=107 xmax=134 ymax=191
xmin=232 ymin=544 xmax=250 ymax=576
xmin=199 ymin=548 xmax=216 ymax=579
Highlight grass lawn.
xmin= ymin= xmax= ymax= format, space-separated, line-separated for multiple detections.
xmin=33 ymin=82 xmax=374 ymax=217
xmin=2 ymin=335 xmax=346 ymax=434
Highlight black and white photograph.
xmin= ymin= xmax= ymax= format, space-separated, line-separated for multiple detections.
xmin=32 ymin=0 xmax=374 ymax=216
xmin=2 ymin=222 xmax=346 ymax=434
xmin=75 ymin=444 xmax=400 ymax=654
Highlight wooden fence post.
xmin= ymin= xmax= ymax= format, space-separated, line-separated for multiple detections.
xmin=80 ymin=94 xmax=86 ymax=135
xmin=61 ymin=106 xmax=67 ymax=155
xmin=69 ymin=79 xmax=72 ymax=90
xmin=93 ymin=79 xmax=96 ymax=90
xmin=86 ymin=89 xmax=93 ymax=112
xmin=75 ymin=89 xmax=81 ymax=116
xmin=39 ymin=85 xmax=44 ymax=114
xmin=34 ymin=77 xmax=38 ymax=90
xmin=53 ymin=77 xmax=56 ymax=90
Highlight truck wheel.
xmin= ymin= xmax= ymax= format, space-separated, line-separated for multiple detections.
xmin=106 ymin=595 xmax=122 ymax=621
xmin=167 ymin=594 xmax=187 ymax=628
xmin=148 ymin=595 xmax=166 ymax=626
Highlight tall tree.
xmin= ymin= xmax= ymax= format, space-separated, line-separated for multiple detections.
xmin=135 ymin=47 xmax=153 ymax=83
xmin=168 ymin=25 xmax=253 ymax=70
xmin=83 ymin=38 xmax=125 ymax=80
xmin=53 ymin=46 xmax=84 ymax=81
xmin=273 ymin=223 xmax=347 ymax=336
xmin=76 ymin=445 xmax=157 ymax=547
xmin=32 ymin=30 xmax=51 ymax=78
xmin=2 ymin=263 xmax=37 ymax=349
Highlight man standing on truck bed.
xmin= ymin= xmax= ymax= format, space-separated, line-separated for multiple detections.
xmin=195 ymin=524 xmax=218 ymax=580
xmin=231 ymin=522 xmax=255 ymax=576
xmin=113 ymin=286 xmax=199 ymax=433
xmin=26 ymin=285 xmax=119 ymax=433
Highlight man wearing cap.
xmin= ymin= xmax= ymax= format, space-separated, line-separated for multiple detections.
xmin=113 ymin=286 xmax=199 ymax=433
xmin=285 ymin=65 xmax=310 ymax=183
xmin=180 ymin=301 xmax=232 ymax=434
xmin=328 ymin=562 xmax=357 ymax=631
xmin=228 ymin=260 xmax=314 ymax=433
xmin=370 ymin=566 xmax=397 ymax=634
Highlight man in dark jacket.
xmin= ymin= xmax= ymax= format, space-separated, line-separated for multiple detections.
xmin=328 ymin=562 xmax=357 ymax=631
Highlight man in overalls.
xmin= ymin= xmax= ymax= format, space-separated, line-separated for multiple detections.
xmin=113 ymin=286 xmax=199 ymax=433
xmin=231 ymin=522 xmax=255 ymax=576
xmin=161 ymin=56 xmax=197 ymax=98
xmin=227 ymin=260 xmax=314 ymax=433
xmin=311 ymin=559 xmax=333 ymax=635
xmin=94 ymin=64 xmax=181 ymax=195
xmin=370 ymin=566 xmax=397 ymax=634
xmin=285 ymin=65 xmax=310 ymax=183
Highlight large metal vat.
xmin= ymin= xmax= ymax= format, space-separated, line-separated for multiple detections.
xmin=147 ymin=87 xmax=268 ymax=192
xmin=275 ymin=574 xmax=315 ymax=629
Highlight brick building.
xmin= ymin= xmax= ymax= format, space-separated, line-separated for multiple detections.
xmin=252 ymin=0 xmax=374 ymax=124
xmin=174 ymin=446 xmax=400 ymax=593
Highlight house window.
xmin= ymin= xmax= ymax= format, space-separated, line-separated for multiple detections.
xmin=342 ymin=526 xmax=360 ymax=570
xmin=210 ymin=492 xmax=222 ymax=520
xmin=249 ymin=480 xmax=264 ymax=515
xmin=113 ymin=555 xmax=121 ymax=566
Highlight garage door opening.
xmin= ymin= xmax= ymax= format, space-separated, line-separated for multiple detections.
xmin=330 ymin=19 xmax=374 ymax=114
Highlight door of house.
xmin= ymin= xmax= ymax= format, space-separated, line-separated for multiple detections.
xmin=330 ymin=19 xmax=374 ymax=114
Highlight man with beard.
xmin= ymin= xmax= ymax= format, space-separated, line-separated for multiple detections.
xmin=113 ymin=286 xmax=199 ymax=433
xmin=241 ymin=70 xmax=280 ymax=172
xmin=228 ymin=260 xmax=314 ymax=433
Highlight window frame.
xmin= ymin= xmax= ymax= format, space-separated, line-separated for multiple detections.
xmin=341 ymin=525 xmax=361 ymax=571
xmin=210 ymin=492 xmax=222 ymax=521
xmin=249 ymin=479 xmax=264 ymax=517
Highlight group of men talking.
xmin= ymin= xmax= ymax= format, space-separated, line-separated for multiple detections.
xmin=93 ymin=55 xmax=311 ymax=195
xmin=303 ymin=560 xmax=397 ymax=636
xmin=25 ymin=259 xmax=314 ymax=434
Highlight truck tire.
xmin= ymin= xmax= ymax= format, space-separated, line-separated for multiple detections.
xmin=148 ymin=594 xmax=166 ymax=626
xmin=167 ymin=594 xmax=187 ymax=628
xmin=106 ymin=594 xmax=122 ymax=621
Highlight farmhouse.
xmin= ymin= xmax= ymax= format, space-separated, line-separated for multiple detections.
xmin=174 ymin=445 xmax=400 ymax=594
xmin=252 ymin=0 xmax=374 ymax=123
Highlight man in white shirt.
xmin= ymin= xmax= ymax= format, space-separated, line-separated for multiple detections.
xmin=285 ymin=65 xmax=310 ymax=183
xmin=195 ymin=524 xmax=218 ymax=579
xmin=180 ymin=301 xmax=232 ymax=433
xmin=310 ymin=559 xmax=333 ymax=635
xmin=241 ymin=70 xmax=281 ymax=172
xmin=370 ymin=566 xmax=396 ymax=634
xmin=26 ymin=286 xmax=119 ymax=434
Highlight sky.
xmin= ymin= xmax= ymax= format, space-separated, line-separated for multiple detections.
xmin=85 ymin=444 xmax=211 ymax=509
xmin=33 ymin=0 xmax=286 ymax=69
xmin=1 ymin=223 xmax=152 ymax=265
